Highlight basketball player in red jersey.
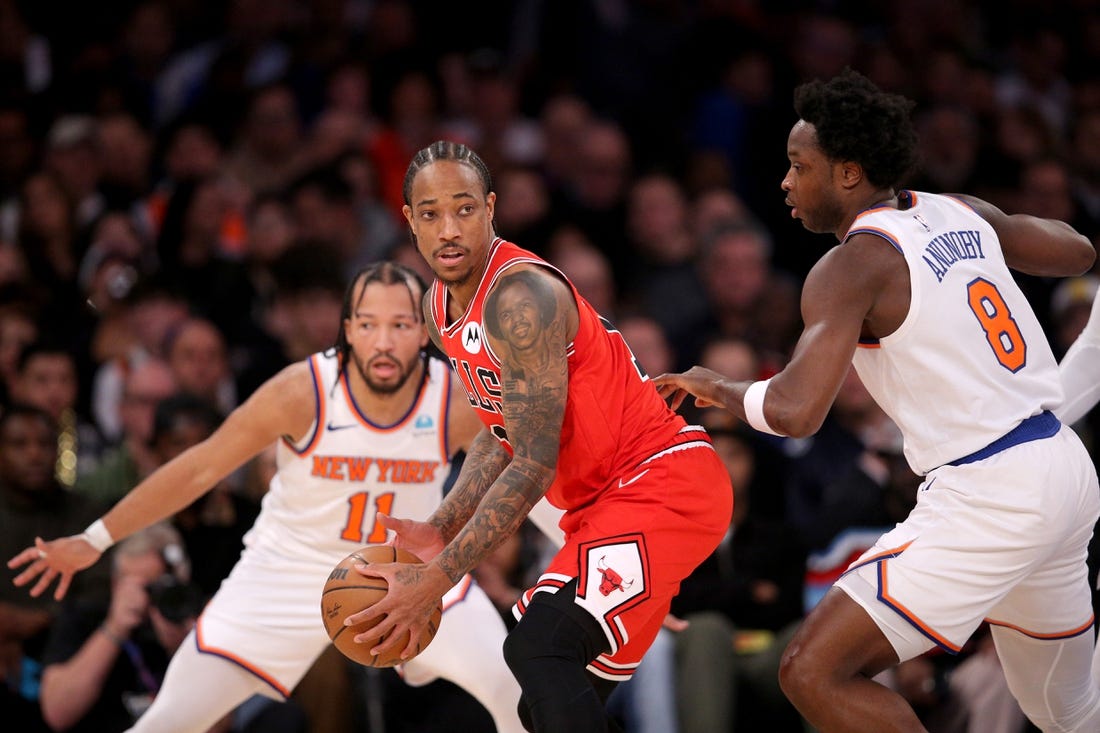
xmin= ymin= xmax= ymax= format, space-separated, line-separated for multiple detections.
xmin=342 ymin=140 xmax=733 ymax=733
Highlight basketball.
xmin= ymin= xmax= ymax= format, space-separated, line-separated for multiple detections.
xmin=320 ymin=545 xmax=442 ymax=668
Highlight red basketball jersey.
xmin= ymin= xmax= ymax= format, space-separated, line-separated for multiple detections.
xmin=429 ymin=238 xmax=691 ymax=510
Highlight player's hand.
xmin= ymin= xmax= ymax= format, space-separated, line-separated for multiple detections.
xmin=652 ymin=367 xmax=727 ymax=411
xmin=7 ymin=535 xmax=102 ymax=601
xmin=346 ymin=560 xmax=451 ymax=661
xmin=377 ymin=513 xmax=445 ymax=562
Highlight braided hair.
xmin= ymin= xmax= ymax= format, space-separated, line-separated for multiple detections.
xmin=402 ymin=140 xmax=493 ymax=205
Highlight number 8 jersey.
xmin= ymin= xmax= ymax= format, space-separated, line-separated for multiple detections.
xmin=850 ymin=191 xmax=1062 ymax=474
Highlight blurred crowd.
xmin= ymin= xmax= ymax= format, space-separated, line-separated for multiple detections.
xmin=1 ymin=1 xmax=1099 ymax=732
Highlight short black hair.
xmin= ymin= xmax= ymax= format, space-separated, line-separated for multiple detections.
xmin=483 ymin=270 xmax=556 ymax=340
xmin=793 ymin=68 xmax=918 ymax=190
xmin=0 ymin=402 xmax=55 ymax=434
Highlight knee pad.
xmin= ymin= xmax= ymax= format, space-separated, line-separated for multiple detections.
xmin=504 ymin=579 xmax=609 ymax=676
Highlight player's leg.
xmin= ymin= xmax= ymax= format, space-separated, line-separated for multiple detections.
xmin=990 ymin=625 xmax=1100 ymax=731
xmin=503 ymin=578 xmax=619 ymax=733
xmin=778 ymin=585 xmax=928 ymax=732
xmin=401 ymin=578 xmax=526 ymax=733
xmin=127 ymin=631 xmax=276 ymax=733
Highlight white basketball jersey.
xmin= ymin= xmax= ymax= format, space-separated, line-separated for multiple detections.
xmin=849 ymin=191 xmax=1062 ymax=474
xmin=242 ymin=350 xmax=453 ymax=566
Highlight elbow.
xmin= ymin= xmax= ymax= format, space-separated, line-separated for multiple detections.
xmin=768 ymin=404 xmax=824 ymax=439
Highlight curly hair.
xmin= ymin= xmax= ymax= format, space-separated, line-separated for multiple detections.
xmin=793 ymin=68 xmax=918 ymax=190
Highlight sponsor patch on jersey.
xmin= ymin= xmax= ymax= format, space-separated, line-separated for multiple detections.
xmin=414 ymin=415 xmax=433 ymax=429
xmin=461 ymin=322 xmax=483 ymax=354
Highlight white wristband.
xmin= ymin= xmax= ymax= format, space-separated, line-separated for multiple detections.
xmin=82 ymin=519 xmax=114 ymax=553
xmin=743 ymin=379 xmax=783 ymax=436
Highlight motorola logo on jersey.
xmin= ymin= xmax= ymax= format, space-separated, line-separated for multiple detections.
xmin=462 ymin=322 xmax=483 ymax=354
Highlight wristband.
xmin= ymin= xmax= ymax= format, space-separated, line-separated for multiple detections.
xmin=743 ymin=379 xmax=783 ymax=436
xmin=82 ymin=519 xmax=114 ymax=553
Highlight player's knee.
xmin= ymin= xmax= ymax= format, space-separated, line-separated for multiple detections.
xmin=777 ymin=634 xmax=816 ymax=703
xmin=504 ymin=599 xmax=604 ymax=676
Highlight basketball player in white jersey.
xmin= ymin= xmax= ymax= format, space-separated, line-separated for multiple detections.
xmin=655 ymin=69 xmax=1100 ymax=732
xmin=8 ymin=261 xmax=559 ymax=733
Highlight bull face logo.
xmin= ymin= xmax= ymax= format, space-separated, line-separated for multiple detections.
xmin=596 ymin=555 xmax=634 ymax=596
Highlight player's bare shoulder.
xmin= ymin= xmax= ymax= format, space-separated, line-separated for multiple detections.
xmin=482 ymin=263 xmax=578 ymax=356
xmin=240 ymin=358 xmax=322 ymax=443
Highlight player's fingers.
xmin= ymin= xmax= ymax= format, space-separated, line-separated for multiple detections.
xmin=368 ymin=621 xmax=415 ymax=658
xmin=668 ymin=389 xmax=687 ymax=411
xmin=11 ymin=561 xmax=43 ymax=588
xmin=53 ymin=573 xmax=72 ymax=601
xmin=28 ymin=567 xmax=57 ymax=598
xmin=344 ymin=601 xmax=386 ymax=628
xmin=7 ymin=546 xmax=39 ymax=571
xmin=352 ymin=613 xmax=395 ymax=646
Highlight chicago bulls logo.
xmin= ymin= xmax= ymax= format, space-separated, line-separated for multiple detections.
xmin=596 ymin=555 xmax=634 ymax=596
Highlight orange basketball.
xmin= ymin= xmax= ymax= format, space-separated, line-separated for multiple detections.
xmin=320 ymin=545 xmax=442 ymax=668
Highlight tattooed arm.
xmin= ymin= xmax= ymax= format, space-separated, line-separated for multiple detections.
xmin=432 ymin=265 xmax=577 ymax=584
xmin=430 ymin=427 xmax=511 ymax=542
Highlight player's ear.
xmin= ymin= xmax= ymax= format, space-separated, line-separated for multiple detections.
xmin=840 ymin=160 xmax=863 ymax=190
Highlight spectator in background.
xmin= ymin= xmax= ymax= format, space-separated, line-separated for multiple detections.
xmin=37 ymin=523 xmax=238 ymax=733
xmin=223 ymin=83 xmax=307 ymax=196
xmin=546 ymin=227 xmax=619 ymax=321
xmin=163 ymin=317 xmax=236 ymax=419
xmin=41 ymin=116 xmax=104 ymax=232
xmin=285 ymin=163 xmax=390 ymax=277
xmin=616 ymin=315 xmax=675 ymax=380
xmin=76 ymin=358 xmax=178 ymax=508
xmin=96 ymin=112 xmax=154 ymax=211
xmin=154 ymin=177 xmax=253 ymax=343
xmin=620 ymin=173 xmax=709 ymax=347
xmin=234 ymin=240 xmax=344 ymax=398
xmin=12 ymin=341 xmax=104 ymax=487
xmin=90 ymin=279 xmax=191 ymax=449
xmin=538 ymin=93 xmax=593 ymax=196
xmin=557 ymin=119 xmax=634 ymax=288
xmin=0 ymin=405 xmax=106 ymax=732
xmin=687 ymin=218 xmax=802 ymax=369
xmin=493 ymin=165 xmax=555 ymax=255
xmin=0 ymin=300 xmax=38 ymax=408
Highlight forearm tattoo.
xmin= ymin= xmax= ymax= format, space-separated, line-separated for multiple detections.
xmin=430 ymin=429 xmax=509 ymax=541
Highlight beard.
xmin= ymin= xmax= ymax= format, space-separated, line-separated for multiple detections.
xmin=352 ymin=350 xmax=422 ymax=395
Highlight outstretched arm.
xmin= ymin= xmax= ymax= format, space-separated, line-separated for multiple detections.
xmin=8 ymin=361 xmax=318 ymax=599
xmin=655 ymin=235 xmax=891 ymax=437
